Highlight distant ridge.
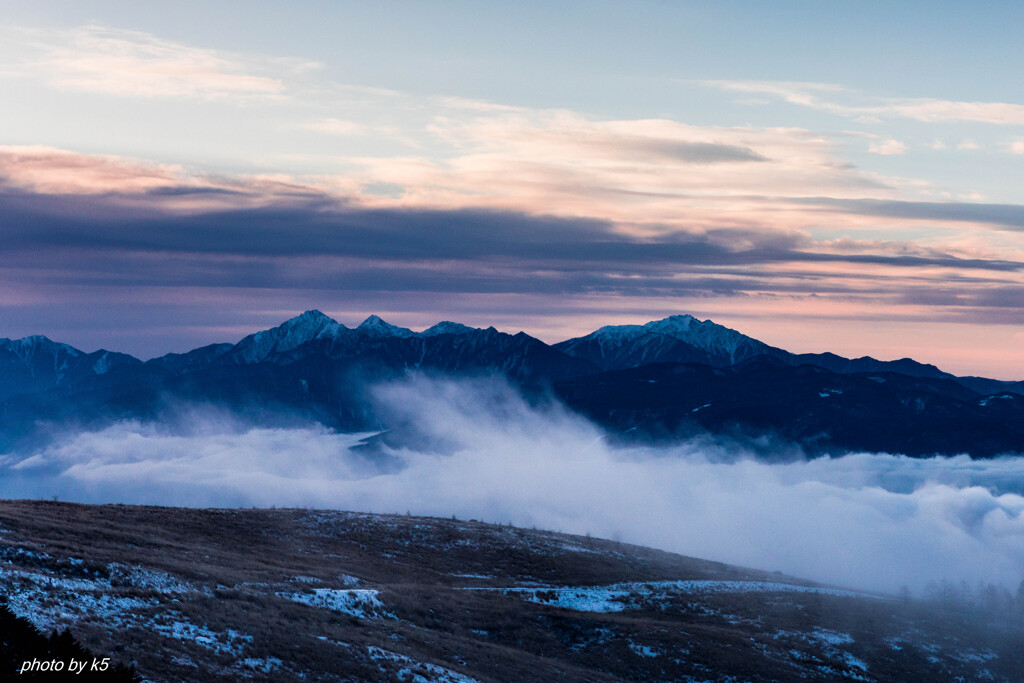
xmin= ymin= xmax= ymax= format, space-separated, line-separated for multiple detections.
xmin=554 ymin=314 xmax=1008 ymax=393
xmin=3 ymin=310 xmax=1013 ymax=390
xmin=0 ymin=335 xmax=140 ymax=402
xmin=0 ymin=311 xmax=1021 ymax=457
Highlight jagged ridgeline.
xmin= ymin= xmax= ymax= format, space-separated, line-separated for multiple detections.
xmin=1 ymin=311 xmax=1023 ymax=456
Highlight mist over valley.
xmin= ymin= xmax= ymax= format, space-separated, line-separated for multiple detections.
xmin=1 ymin=312 xmax=1022 ymax=596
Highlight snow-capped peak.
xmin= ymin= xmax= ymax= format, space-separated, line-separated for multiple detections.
xmin=356 ymin=315 xmax=415 ymax=338
xmin=643 ymin=315 xmax=698 ymax=335
xmin=232 ymin=310 xmax=346 ymax=362
xmin=586 ymin=316 xmax=701 ymax=344
xmin=572 ymin=314 xmax=769 ymax=365
xmin=641 ymin=315 xmax=767 ymax=361
xmin=0 ymin=335 xmax=82 ymax=362
xmin=277 ymin=310 xmax=345 ymax=340
xmin=295 ymin=309 xmax=331 ymax=324
xmin=420 ymin=321 xmax=476 ymax=337
xmin=589 ymin=324 xmax=647 ymax=343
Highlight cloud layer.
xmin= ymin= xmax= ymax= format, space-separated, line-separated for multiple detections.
xmin=24 ymin=25 xmax=318 ymax=100
xmin=705 ymin=80 xmax=1024 ymax=126
xmin=5 ymin=376 xmax=1022 ymax=595
xmin=3 ymin=140 xmax=1024 ymax=376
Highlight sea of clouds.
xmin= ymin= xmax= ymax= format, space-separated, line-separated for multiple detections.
xmin=2 ymin=374 xmax=1022 ymax=594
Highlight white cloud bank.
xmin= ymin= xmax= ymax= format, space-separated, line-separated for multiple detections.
xmin=3 ymin=376 xmax=1023 ymax=595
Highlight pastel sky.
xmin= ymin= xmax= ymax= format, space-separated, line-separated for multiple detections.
xmin=3 ymin=1 xmax=1024 ymax=378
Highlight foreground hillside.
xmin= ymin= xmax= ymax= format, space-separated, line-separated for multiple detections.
xmin=0 ymin=501 xmax=1020 ymax=682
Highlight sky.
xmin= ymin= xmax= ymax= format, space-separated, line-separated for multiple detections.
xmin=3 ymin=1 xmax=1024 ymax=378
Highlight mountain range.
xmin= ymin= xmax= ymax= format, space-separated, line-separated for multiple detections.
xmin=1 ymin=311 xmax=1022 ymax=457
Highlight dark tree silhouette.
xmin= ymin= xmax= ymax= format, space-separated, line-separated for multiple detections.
xmin=0 ymin=604 xmax=140 ymax=681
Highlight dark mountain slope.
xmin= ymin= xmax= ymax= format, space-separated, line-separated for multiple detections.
xmin=0 ymin=336 xmax=141 ymax=402
xmin=554 ymin=360 xmax=1024 ymax=457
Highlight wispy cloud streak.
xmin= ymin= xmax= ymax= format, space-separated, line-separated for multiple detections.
xmin=22 ymin=25 xmax=319 ymax=100
xmin=705 ymin=80 xmax=1024 ymax=125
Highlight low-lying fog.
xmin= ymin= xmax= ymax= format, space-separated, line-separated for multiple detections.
xmin=2 ymin=375 xmax=1022 ymax=595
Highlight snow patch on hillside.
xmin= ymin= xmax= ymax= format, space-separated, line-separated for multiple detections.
xmin=484 ymin=580 xmax=876 ymax=613
xmin=149 ymin=615 xmax=253 ymax=656
xmin=277 ymin=588 xmax=391 ymax=618
xmin=367 ymin=646 xmax=480 ymax=683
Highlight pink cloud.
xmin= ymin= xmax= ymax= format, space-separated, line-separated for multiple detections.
xmin=27 ymin=25 xmax=319 ymax=100
xmin=868 ymin=139 xmax=907 ymax=156
xmin=3 ymin=144 xmax=1024 ymax=379
xmin=706 ymin=80 xmax=1024 ymax=125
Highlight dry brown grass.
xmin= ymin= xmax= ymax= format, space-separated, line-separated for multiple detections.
xmin=1 ymin=500 xmax=1021 ymax=682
